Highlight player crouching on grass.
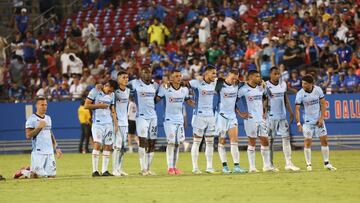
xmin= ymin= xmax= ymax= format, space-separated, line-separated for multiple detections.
xmin=14 ymin=97 xmax=62 ymax=179
xmin=85 ymin=80 xmax=118 ymax=177
xmin=295 ymin=74 xmax=337 ymax=171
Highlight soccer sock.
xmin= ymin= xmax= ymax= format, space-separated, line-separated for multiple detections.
xmin=118 ymin=150 xmax=125 ymax=171
xmin=191 ymin=137 xmax=201 ymax=170
xmin=102 ymin=150 xmax=110 ymax=173
xmin=261 ymin=145 xmax=271 ymax=168
xmin=92 ymin=149 xmax=100 ymax=172
xmin=174 ymin=145 xmax=179 ymax=168
xmin=304 ymin=147 xmax=312 ymax=166
xmin=247 ymin=145 xmax=256 ymax=169
xmin=166 ymin=143 xmax=175 ymax=169
xmin=21 ymin=169 xmax=31 ymax=178
xmin=205 ymin=137 xmax=214 ymax=169
xmin=321 ymin=146 xmax=330 ymax=164
xmin=282 ymin=137 xmax=292 ymax=166
xmin=230 ymin=142 xmax=239 ymax=165
xmin=218 ymin=144 xmax=227 ymax=165
xmin=138 ymin=147 xmax=146 ymax=171
xmin=147 ymin=152 xmax=154 ymax=170
xmin=112 ymin=148 xmax=120 ymax=172
xmin=269 ymin=137 xmax=274 ymax=166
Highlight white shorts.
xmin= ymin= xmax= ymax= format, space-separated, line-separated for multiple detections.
xmin=92 ymin=123 xmax=113 ymax=145
xmin=244 ymin=120 xmax=268 ymax=138
xmin=303 ymin=123 xmax=327 ymax=139
xmin=31 ymin=151 xmax=56 ymax=177
xmin=215 ymin=113 xmax=238 ymax=138
xmin=267 ymin=119 xmax=289 ymax=138
xmin=113 ymin=126 xmax=128 ymax=149
xmin=191 ymin=115 xmax=216 ymax=137
xmin=136 ymin=117 xmax=157 ymax=140
xmin=164 ymin=122 xmax=185 ymax=144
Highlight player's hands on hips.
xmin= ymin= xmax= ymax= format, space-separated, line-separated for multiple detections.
xmin=38 ymin=120 xmax=47 ymax=129
xmin=297 ymin=124 xmax=303 ymax=132
xmin=56 ymin=149 xmax=62 ymax=159
xmin=316 ymin=118 xmax=324 ymax=127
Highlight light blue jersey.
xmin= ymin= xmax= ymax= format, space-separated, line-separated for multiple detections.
xmin=295 ymin=85 xmax=324 ymax=125
xmin=215 ymin=79 xmax=240 ymax=119
xmin=129 ymin=79 xmax=159 ymax=119
xmin=25 ymin=114 xmax=53 ymax=154
xmin=238 ymin=83 xmax=266 ymax=122
xmin=266 ymin=80 xmax=287 ymax=120
xmin=189 ymin=79 xmax=217 ymax=117
xmin=114 ymin=88 xmax=130 ymax=126
xmin=87 ymin=88 xmax=115 ymax=124
xmin=157 ymin=85 xmax=190 ymax=124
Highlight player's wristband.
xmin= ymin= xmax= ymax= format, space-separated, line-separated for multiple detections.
xmin=297 ymin=122 xmax=301 ymax=126
xmin=55 ymin=145 xmax=60 ymax=151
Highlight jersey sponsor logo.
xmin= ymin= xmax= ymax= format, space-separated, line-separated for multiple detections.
xmin=303 ymin=99 xmax=319 ymax=106
xmin=247 ymin=95 xmax=262 ymax=101
xmin=223 ymin=92 xmax=237 ymax=98
xmin=201 ymin=90 xmax=215 ymax=96
xmin=270 ymin=92 xmax=284 ymax=98
xmin=169 ymin=97 xmax=183 ymax=103
xmin=117 ymin=98 xmax=128 ymax=103
xmin=140 ymin=92 xmax=155 ymax=97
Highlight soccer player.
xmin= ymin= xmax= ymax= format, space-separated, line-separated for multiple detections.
xmin=128 ymin=67 xmax=159 ymax=176
xmin=14 ymin=97 xmax=62 ymax=179
xmin=295 ymin=74 xmax=337 ymax=171
xmin=238 ymin=70 xmax=277 ymax=172
xmin=215 ymin=70 xmax=248 ymax=174
xmin=189 ymin=65 xmax=218 ymax=174
xmin=265 ymin=67 xmax=300 ymax=171
xmin=156 ymin=70 xmax=193 ymax=175
xmin=85 ymin=80 xmax=118 ymax=177
xmin=112 ymin=70 xmax=130 ymax=176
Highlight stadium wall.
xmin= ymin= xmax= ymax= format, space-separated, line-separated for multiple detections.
xmin=0 ymin=94 xmax=359 ymax=141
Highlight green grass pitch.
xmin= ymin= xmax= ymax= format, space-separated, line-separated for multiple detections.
xmin=0 ymin=150 xmax=360 ymax=203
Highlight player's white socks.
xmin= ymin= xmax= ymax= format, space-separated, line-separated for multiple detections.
xmin=92 ymin=149 xmax=100 ymax=172
xmin=230 ymin=142 xmax=240 ymax=164
xmin=167 ymin=143 xmax=175 ymax=169
xmin=261 ymin=145 xmax=271 ymax=168
xmin=102 ymin=150 xmax=111 ymax=173
xmin=321 ymin=146 xmax=330 ymax=163
xmin=205 ymin=137 xmax=214 ymax=169
xmin=112 ymin=148 xmax=120 ymax=172
xmin=174 ymin=145 xmax=179 ymax=168
xmin=304 ymin=147 xmax=312 ymax=166
xmin=282 ymin=137 xmax=292 ymax=166
xmin=247 ymin=145 xmax=256 ymax=169
xmin=218 ymin=144 xmax=227 ymax=164
xmin=21 ymin=169 xmax=31 ymax=178
xmin=146 ymin=152 xmax=154 ymax=170
xmin=138 ymin=147 xmax=146 ymax=171
xmin=118 ymin=152 xmax=124 ymax=171
xmin=191 ymin=137 xmax=201 ymax=170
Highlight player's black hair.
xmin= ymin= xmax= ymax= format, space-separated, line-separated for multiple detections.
xmin=107 ymin=80 xmax=119 ymax=89
xmin=248 ymin=70 xmax=259 ymax=76
xmin=270 ymin=66 xmax=279 ymax=73
xmin=204 ymin=65 xmax=216 ymax=72
xmin=117 ymin=70 xmax=128 ymax=77
xmin=228 ymin=69 xmax=239 ymax=75
xmin=302 ymin=74 xmax=314 ymax=84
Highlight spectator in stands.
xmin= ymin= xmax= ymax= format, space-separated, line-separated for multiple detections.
xmin=69 ymin=76 xmax=84 ymax=101
xmin=8 ymin=82 xmax=25 ymax=102
xmin=131 ymin=18 xmax=148 ymax=44
xmin=148 ymin=18 xmax=170 ymax=46
xmin=70 ymin=21 xmax=82 ymax=38
xmin=283 ymin=38 xmax=304 ymax=71
xmin=9 ymin=55 xmax=25 ymax=84
xmin=43 ymin=51 xmax=58 ymax=77
xmin=336 ymin=40 xmax=353 ymax=68
xmin=207 ymin=43 xmax=224 ymax=65
xmin=68 ymin=54 xmax=83 ymax=76
xmin=22 ymin=31 xmax=38 ymax=63
xmin=36 ymin=81 xmax=49 ymax=97
xmin=10 ymin=33 xmax=24 ymax=59
xmin=279 ymin=64 xmax=289 ymax=82
xmin=85 ymin=33 xmax=102 ymax=65
xmin=343 ymin=67 xmax=359 ymax=93
xmin=78 ymin=98 xmax=92 ymax=153
xmin=305 ymin=37 xmax=320 ymax=67
xmin=60 ymin=48 xmax=71 ymax=76
xmin=217 ymin=13 xmax=236 ymax=32
xmin=0 ymin=67 xmax=5 ymax=98
xmin=47 ymin=18 xmax=61 ymax=38
xmin=190 ymin=58 xmax=202 ymax=76
xmin=288 ymin=70 xmax=302 ymax=93
xmin=137 ymin=40 xmax=149 ymax=59
xmin=198 ymin=12 xmax=210 ymax=44
xmin=15 ymin=8 xmax=29 ymax=37
xmin=0 ymin=36 xmax=7 ymax=66
xmin=59 ymin=82 xmax=70 ymax=100
xmin=110 ymin=62 xmax=121 ymax=80
xmin=81 ymin=21 xmax=96 ymax=42
xmin=322 ymin=65 xmax=341 ymax=94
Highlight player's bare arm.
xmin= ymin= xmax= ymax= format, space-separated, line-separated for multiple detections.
xmin=285 ymin=93 xmax=294 ymax=123
xmin=25 ymin=120 xmax=46 ymax=139
xmin=84 ymin=98 xmax=109 ymax=109
xmin=51 ymin=131 xmax=62 ymax=159
xmin=318 ymin=98 xmax=326 ymax=127
xmin=295 ymin=104 xmax=302 ymax=132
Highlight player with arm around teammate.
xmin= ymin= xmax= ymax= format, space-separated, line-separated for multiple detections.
xmin=295 ymin=74 xmax=337 ymax=171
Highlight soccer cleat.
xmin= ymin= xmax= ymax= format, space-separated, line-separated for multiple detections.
xmin=140 ymin=170 xmax=149 ymax=176
xmin=0 ymin=175 xmax=5 ymax=181
xmin=222 ymin=166 xmax=231 ymax=174
xmin=101 ymin=171 xmax=114 ymax=176
xmin=233 ymin=166 xmax=248 ymax=174
xmin=324 ymin=164 xmax=337 ymax=171
xmin=119 ymin=170 xmax=129 ymax=176
xmin=147 ymin=170 xmax=156 ymax=176
xmin=192 ymin=168 xmax=202 ymax=174
xmin=306 ymin=165 xmax=312 ymax=171
xmin=92 ymin=171 xmax=101 ymax=177
xmin=263 ymin=166 xmax=279 ymax=172
xmin=13 ymin=169 xmax=23 ymax=179
xmin=174 ymin=168 xmax=183 ymax=175
xmin=205 ymin=168 xmax=220 ymax=174
xmin=285 ymin=164 xmax=300 ymax=171
xmin=168 ymin=168 xmax=176 ymax=175
xmin=249 ymin=168 xmax=259 ymax=173
xmin=112 ymin=170 xmax=122 ymax=177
